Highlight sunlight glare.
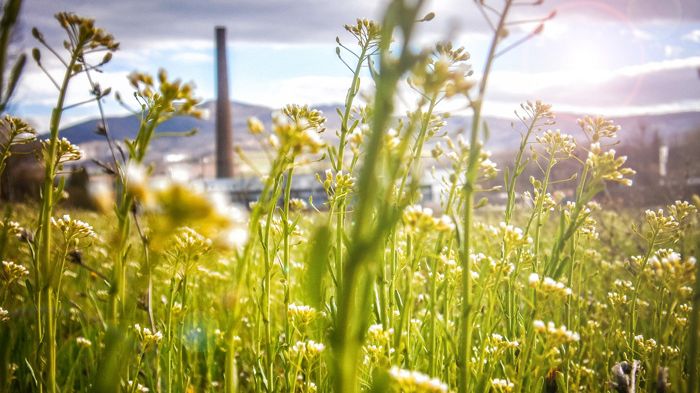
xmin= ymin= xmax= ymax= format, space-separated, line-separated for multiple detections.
xmin=562 ymin=41 xmax=610 ymax=84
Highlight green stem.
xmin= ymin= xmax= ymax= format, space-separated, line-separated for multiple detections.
xmin=504 ymin=115 xmax=539 ymax=225
xmin=396 ymin=96 xmax=438 ymax=202
xmin=457 ymin=3 xmax=513 ymax=392
xmin=332 ymin=3 xmax=424 ymax=391
xmin=35 ymin=52 xmax=77 ymax=393
xmin=533 ymin=155 xmax=556 ymax=272
xmin=335 ymin=45 xmax=368 ymax=172
xmin=282 ymin=166 xmax=294 ymax=389
xmin=545 ymin=165 xmax=591 ymax=279
xmin=686 ymin=236 xmax=700 ymax=393
xmin=332 ymin=43 xmax=369 ymax=309
xmin=261 ymin=174 xmax=284 ymax=391
xmin=629 ymin=230 xmax=658 ymax=351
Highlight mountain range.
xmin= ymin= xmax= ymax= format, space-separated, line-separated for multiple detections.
xmin=59 ymin=100 xmax=700 ymax=163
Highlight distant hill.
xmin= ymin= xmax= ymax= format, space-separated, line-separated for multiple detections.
xmin=59 ymin=100 xmax=700 ymax=163
xmin=59 ymin=101 xmax=273 ymax=161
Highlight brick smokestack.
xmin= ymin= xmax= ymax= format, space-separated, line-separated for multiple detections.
xmin=215 ymin=26 xmax=233 ymax=178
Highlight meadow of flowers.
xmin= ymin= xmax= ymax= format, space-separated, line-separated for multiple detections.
xmin=0 ymin=0 xmax=698 ymax=392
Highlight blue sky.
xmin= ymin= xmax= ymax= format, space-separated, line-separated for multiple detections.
xmin=11 ymin=0 xmax=700 ymax=131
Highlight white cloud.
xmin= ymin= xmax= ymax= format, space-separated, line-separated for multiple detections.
xmin=242 ymin=75 xmax=354 ymax=109
xmin=682 ymin=29 xmax=700 ymax=43
xmin=451 ymin=99 xmax=700 ymax=120
xmin=169 ymin=52 xmax=213 ymax=64
xmin=631 ymin=28 xmax=654 ymax=41
xmin=615 ymin=56 xmax=700 ymax=77
xmin=550 ymin=100 xmax=700 ymax=117
xmin=14 ymin=64 xmax=135 ymax=131
xmin=486 ymin=56 xmax=700 ymax=102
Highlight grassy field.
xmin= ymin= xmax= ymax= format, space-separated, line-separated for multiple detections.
xmin=1 ymin=0 xmax=699 ymax=392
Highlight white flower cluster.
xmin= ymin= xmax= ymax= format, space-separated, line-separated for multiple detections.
xmin=319 ymin=169 xmax=355 ymax=196
xmin=363 ymin=323 xmax=396 ymax=366
xmin=349 ymin=125 xmax=366 ymax=146
xmin=648 ymin=249 xmax=695 ymax=278
xmin=522 ymin=189 xmax=558 ymax=212
xmin=134 ymin=324 xmax=163 ymax=347
xmin=491 ymin=378 xmax=514 ymax=392
xmin=528 ymin=273 xmax=572 ymax=297
xmin=127 ymin=380 xmax=150 ymax=393
xmin=475 ymin=252 xmax=514 ymax=276
xmin=76 ymin=336 xmax=92 ymax=348
xmin=389 ymin=366 xmax=448 ymax=393
xmin=634 ymin=334 xmax=657 ymax=352
xmin=287 ymin=303 xmax=318 ymax=323
xmin=644 ymin=209 xmax=679 ymax=236
xmin=174 ymin=227 xmax=212 ymax=253
xmin=607 ymin=291 xmax=628 ymax=306
xmin=42 ymin=137 xmax=82 ymax=165
xmin=533 ymin=320 xmax=580 ymax=344
xmin=272 ymin=105 xmax=326 ymax=154
xmin=289 ymin=197 xmax=308 ymax=211
xmin=51 ymin=214 xmax=96 ymax=239
xmin=577 ymin=115 xmax=620 ymax=142
xmin=668 ymin=200 xmax=697 ymax=223
xmin=0 ymin=220 xmax=22 ymax=238
xmin=536 ymin=129 xmax=576 ymax=157
xmin=289 ymin=340 xmax=325 ymax=358
xmin=384 ymin=128 xmax=401 ymax=150
xmin=367 ymin=324 xmax=393 ymax=344
xmin=680 ymin=286 xmax=693 ymax=297
xmin=486 ymin=333 xmax=520 ymax=357
xmin=247 ymin=116 xmax=265 ymax=134
xmin=403 ymin=205 xmax=454 ymax=233
xmin=1 ymin=260 xmax=29 ymax=282
xmin=586 ymin=143 xmax=635 ymax=186
xmin=489 ymin=222 xmax=531 ymax=249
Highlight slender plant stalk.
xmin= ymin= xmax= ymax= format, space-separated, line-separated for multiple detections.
xmin=35 ymin=53 xmax=77 ymax=393
xmin=687 ymin=238 xmax=700 ymax=393
xmin=282 ymin=165 xmax=294 ymax=389
xmin=533 ymin=155 xmax=556 ymax=271
xmin=628 ymin=229 xmax=658 ymax=350
xmin=457 ymin=2 xmax=513 ymax=392
xmin=332 ymin=41 xmax=371 ymax=308
xmin=333 ymin=2 xmax=424 ymax=391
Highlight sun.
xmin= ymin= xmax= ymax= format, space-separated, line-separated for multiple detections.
xmin=563 ymin=41 xmax=611 ymax=83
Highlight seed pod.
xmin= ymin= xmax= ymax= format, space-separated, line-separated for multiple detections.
xmin=32 ymin=48 xmax=41 ymax=64
xmin=31 ymin=27 xmax=43 ymax=40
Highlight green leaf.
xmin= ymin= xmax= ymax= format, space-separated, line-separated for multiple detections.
xmin=353 ymin=76 xmax=361 ymax=95
xmin=155 ymin=128 xmax=198 ymax=138
xmin=24 ymin=358 xmax=38 ymax=387
xmin=369 ymin=365 xmax=391 ymax=393
xmin=90 ymin=328 xmax=131 ymax=393
xmin=482 ymin=119 xmax=490 ymax=142
xmin=555 ymin=370 xmax=568 ymax=393
xmin=306 ymin=223 xmax=331 ymax=308
xmin=348 ymin=118 xmax=359 ymax=133
xmin=3 ymin=53 xmax=25 ymax=106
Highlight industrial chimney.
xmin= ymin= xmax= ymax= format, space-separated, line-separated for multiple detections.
xmin=215 ymin=26 xmax=234 ymax=178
